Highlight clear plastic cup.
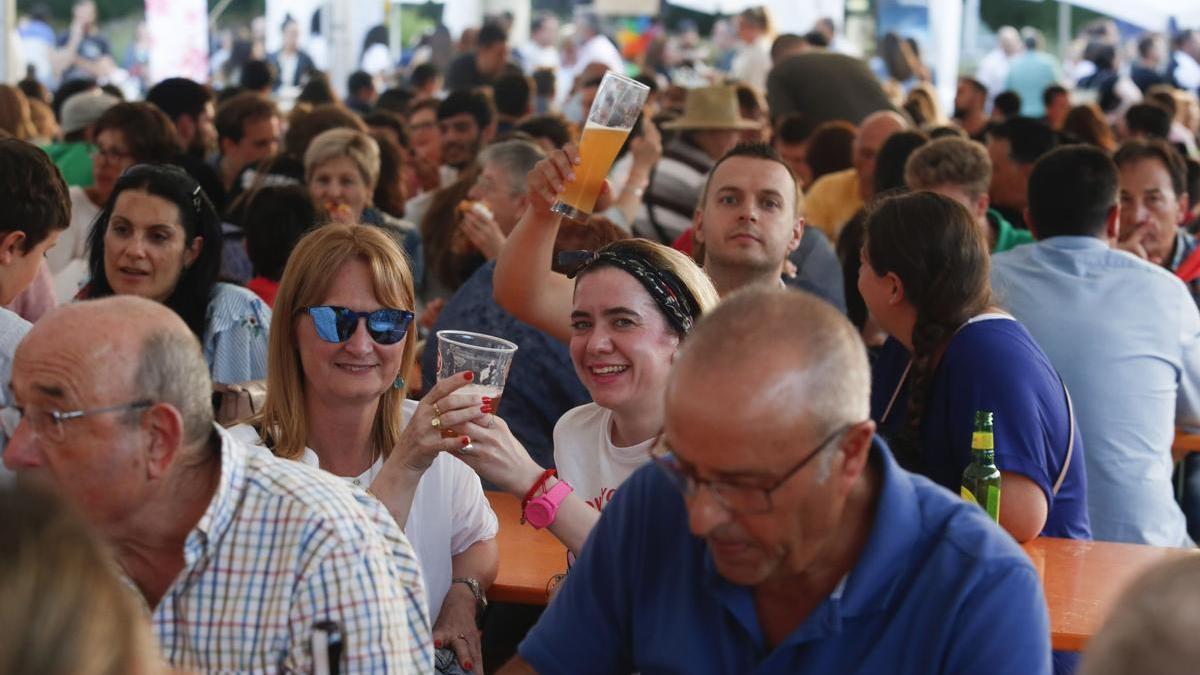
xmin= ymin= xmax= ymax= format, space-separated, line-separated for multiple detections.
xmin=435 ymin=330 xmax=519 ymax=418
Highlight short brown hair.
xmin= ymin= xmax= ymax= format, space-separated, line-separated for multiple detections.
xmin=284 ymin=103 xmax=367 ymax=159
xmin=215 ymin=91 xmax=279 ymax=144
xmin=93 ymin=102 xmax=182 ymax=162
xmin=700 ymin=142 xmax=804 ymax=217
xmin=0 ymin=139 xmax=70 ymax=251
xmin=904 ymin=137 xmax=992 ymax=201
xmin=1114 ymin=139 xmax=1188 ymax=196
xmin=804 ymin=120 xmax=856 ymax=183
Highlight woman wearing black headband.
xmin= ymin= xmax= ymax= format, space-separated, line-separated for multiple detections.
xmin=452 ymin=149 xmax=720 ymax=557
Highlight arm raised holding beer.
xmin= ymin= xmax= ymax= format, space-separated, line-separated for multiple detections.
xmin=493 ymin=143 xmax=614 ymax=343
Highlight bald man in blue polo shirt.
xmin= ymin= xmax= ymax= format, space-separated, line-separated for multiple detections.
xmin=499 ymin=289 xmax=1051 ymax=675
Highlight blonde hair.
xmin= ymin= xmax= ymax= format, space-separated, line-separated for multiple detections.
xmin=304 ymin=128 xmax=381 ymax=190
xmin=0 ymin=85 xmax=36 ymax=140
xmin=28 ymin=97 xmax=59 ymax=142
xmin=0 ymin=482 xmax=157 ymax=675
xmin=577 ymin=238 xmax=721 ymax=334
xmin=1080 ymin=556 xmax=1200 ymax=675
xmin=258 ymin=223 xmax=418 ymax=460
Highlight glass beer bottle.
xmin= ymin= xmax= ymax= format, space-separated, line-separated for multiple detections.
xmin=961 ymin=411 xmax=1001 ymax=522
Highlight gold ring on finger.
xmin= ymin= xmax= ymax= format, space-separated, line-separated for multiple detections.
xmin=433 ymin=402 xmax=444 ymax=417
xmin=431 ymin=416 xmax=442 ymax=429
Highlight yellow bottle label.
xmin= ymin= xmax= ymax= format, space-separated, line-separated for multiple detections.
xmin=986 ymin=485 xmax=1001 ymax=522
xmin=972 ymin=432 xmax=994 ymax=450
xmin=961 ymin=486 xmax=978 ymax=504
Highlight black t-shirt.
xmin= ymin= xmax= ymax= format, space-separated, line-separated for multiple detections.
xmin=444 ymin=53 xmax=487 ymax=92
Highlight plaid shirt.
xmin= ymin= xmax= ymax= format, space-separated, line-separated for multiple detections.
xmin=138 ymin=426 xmax=432 ymax=673
xmin=1169 ymin=229 xmax=1200 ymax=309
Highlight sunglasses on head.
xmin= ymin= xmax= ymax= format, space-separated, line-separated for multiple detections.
xmin=305 ymin=306 xmax=415 ymax=345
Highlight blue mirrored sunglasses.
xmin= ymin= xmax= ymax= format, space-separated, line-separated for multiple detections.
xmin=305 ymin=306 xmax=415 ymax=345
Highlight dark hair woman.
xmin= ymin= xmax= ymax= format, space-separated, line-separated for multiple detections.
xmin=858 ymin=190 xmax=1089 ymax=546
xmin=84 ymin=163 xmax=270 ymax=384
xmin=50 ymin=101 xmax=181 ymax=302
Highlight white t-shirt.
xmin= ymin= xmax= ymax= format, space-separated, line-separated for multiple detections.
xmin=572 ymin=34 xmax=625 ymax=80
xmin=552 ymin=402 xmax=653 ymax=513
xmin=518 ymin=42 xmax=560 ymax=74
xmin=277 ymin=51 xmax=299 ymax=88
xmin=49 ymin=187 xmax=100 ymax=302
xmin=730 ymin=36 xmax=772 ymax=92
xmin=229 ymin=399 xmax=498 ymax=619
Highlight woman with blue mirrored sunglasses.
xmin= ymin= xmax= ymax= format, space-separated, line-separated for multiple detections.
xmin=228 ymin=224 xmax=498 ymax=672
xmin=305 ymin=306 xmax=415 ymax=345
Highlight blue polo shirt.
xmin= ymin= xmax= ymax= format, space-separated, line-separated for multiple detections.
xmin=519 ymin=438 xmax=1052 ymax=674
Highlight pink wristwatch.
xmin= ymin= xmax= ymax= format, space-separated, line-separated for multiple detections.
xmin=524 ymin=480 xmax=574 ymax=529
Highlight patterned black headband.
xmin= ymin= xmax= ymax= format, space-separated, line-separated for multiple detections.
xmin=557 ymin=249 xmax=701 ymax=335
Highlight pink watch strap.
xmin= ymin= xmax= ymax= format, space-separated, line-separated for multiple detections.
xmin=525 ymin=480 xmax=574 ymax=529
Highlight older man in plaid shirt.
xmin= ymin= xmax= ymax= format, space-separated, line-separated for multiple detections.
xmin=3 ymin=296 xmax=431 ymax=673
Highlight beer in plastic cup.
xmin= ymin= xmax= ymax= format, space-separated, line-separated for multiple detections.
xmin=435 ymin=330 xmax=518 ymax=438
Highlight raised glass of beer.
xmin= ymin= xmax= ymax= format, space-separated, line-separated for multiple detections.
xmin=551 ymin=71 xmax=650 ymax=222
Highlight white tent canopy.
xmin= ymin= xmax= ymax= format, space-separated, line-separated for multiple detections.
xmin=665 ymin=0 xmax=844 ymax=35
xmin=1066 ymin=0 xmax=1200 ymax=31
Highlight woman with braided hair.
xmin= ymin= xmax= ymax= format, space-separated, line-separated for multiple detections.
xmin=858 ymin=190 xmax=1090 ymax=545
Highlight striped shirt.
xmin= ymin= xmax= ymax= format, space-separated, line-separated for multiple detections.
xmin=140 ymin=426 xmax=432 ymax=673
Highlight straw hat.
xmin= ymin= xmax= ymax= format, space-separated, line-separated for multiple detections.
xmin=661 ymin=85 xmax=763 ymax=131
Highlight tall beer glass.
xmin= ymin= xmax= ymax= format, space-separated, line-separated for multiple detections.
xmin=551 ymin=71 xmax=650 ymax=222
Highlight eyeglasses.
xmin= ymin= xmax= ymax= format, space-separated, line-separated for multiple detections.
xmin=305 ymin=306 xmax=415 ymax=345
xmin=649 ymin=424 xmax=852 ymax=515
xmin=0 ymin=400 xmax=153 ymax=443
xmin=90 ymin=145 xmax=134 ymax=163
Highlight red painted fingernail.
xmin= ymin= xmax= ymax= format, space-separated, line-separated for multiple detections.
xmin=481 ymin=405 xmax=492 ymax=414
xmin=482 ymin=396 xmax=493 ymax=404
xmin=461 ymin=436 xmax=471 ymax=446
xmin=434 ymin=640 xmax=442 ymax=648
xmin=464 ymin=372 xmax=474 ymax=381
xmin=464 ymin=662 xmax=474 ymax=671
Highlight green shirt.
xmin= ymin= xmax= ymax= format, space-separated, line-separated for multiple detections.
xmin=41 ymin=142 xmax=93 ymax=187
xmin=989 ymin=209 xmax=1034 ymax=253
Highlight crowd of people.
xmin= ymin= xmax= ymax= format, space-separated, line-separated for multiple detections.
xmin=5 ymin=2 xmax=1200 ymax=673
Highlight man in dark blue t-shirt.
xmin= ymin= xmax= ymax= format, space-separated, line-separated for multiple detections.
xmin=499 ymin=288 xmax=1051 ymax=675
xmin=53 ymin=0 xmax=114 ymax=84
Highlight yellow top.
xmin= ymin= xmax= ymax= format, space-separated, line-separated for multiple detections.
xmin=803 ymin=168 xmax=862 ymax=241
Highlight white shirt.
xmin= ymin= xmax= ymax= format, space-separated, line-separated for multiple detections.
xmin=573 ymin=34 xmax=625 ymax=80
xmin=552 ymin=403 xmax=653 ymax=513
xmin=518 ymin=42 xmax=560 ymax=74
xmin=277 ymin=51 xmax=299 ymax=87
xmin=730 ymin=36 xmax=772 ymax=92
xmin=975 ymin=48 xmax=1014 ymax=102
xmin=49 ymin=187 xmax=99 ymax=302
xmin=229 ymin=399 xmax=498 ymax=618
xmin=361 ymin=44 xmax=393 ymax=78
xmin=1173 ymin=50 xmax=1200 ymax=92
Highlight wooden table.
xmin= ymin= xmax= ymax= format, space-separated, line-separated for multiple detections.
xmin=486 ymin=491 xmax=567 ymax=605
xmin=1174 ymin=430 xmax=1200 ymax=456
xmin=485 ymin=492 xmax=1195 ymax=650
xmin=1022 ymin=537 xmax=1194 ymax=651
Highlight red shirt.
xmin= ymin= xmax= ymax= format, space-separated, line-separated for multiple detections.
xmin=246 ymin=277 xmax=279 ymax=308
